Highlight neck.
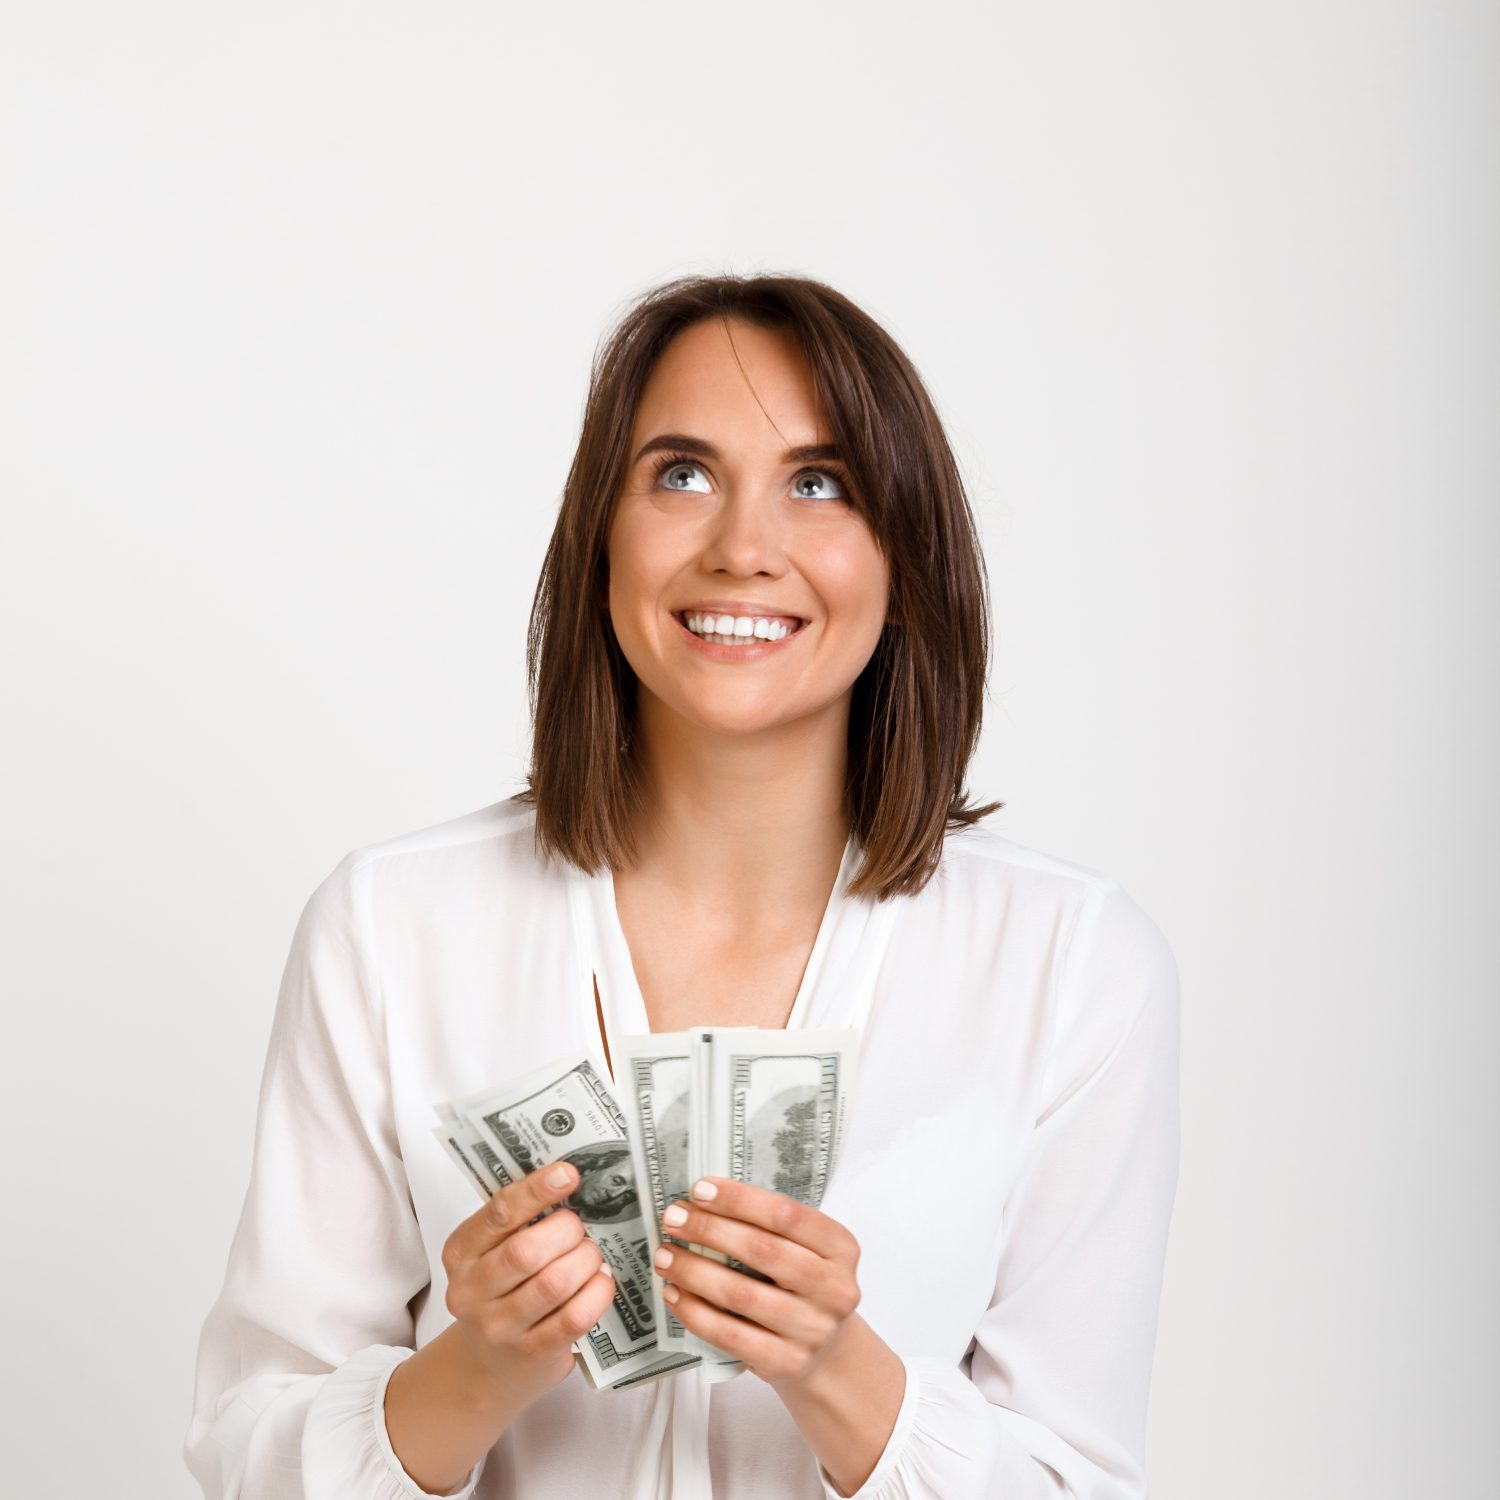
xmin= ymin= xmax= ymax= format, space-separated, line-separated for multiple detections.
xmin=621 ymin=692 xmax=852 ymax=927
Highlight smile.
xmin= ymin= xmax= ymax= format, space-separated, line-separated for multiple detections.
xmin=671 ymin=611 xmax=809 ymax=660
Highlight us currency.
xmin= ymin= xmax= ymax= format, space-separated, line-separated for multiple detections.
xmin=615 ymin=1026 xmax=861 ymax=1375
xmin=434 ymin=1055 xmax=703 ymax=1392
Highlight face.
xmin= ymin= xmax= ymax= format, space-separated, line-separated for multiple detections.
xmin=576 ymin=1162 xmax=634 ymax=1210
xmin=606 ymin=317 xmax=891 ymax=743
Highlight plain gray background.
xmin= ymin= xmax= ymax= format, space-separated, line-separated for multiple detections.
xmin=3 ymin=3 xmax=1496 ymax=1496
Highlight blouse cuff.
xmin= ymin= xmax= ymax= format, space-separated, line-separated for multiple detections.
xmin=817 ymin=1356 xmax=999 ymax=1500
xmin=302 ymin=1344 xmax=486 ymax=1500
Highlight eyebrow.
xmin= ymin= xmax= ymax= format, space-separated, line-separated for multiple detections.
xmin=632 ymin=433 xmax=845 ymax=466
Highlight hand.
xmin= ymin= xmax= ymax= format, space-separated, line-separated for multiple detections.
xmin=440 ymin=1160 xmax=617 ymax=1397
xmin=652 ymin=1177 xmax=863 ymax=1388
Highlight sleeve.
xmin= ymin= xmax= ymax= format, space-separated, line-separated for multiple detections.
xmin=184 ymin=852 xmax=487 ymax=1500
xmin=818 ymin=877 xmax=1181 ymax=1500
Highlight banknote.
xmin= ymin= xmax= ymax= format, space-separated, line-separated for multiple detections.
xmin=432 ymin=1028 xmax=860 ymax=1391
xmin=437 ymin=1055 xmax=702 ymax=1391
xmin=615 ymin=1026 xmax=860 ymax=1368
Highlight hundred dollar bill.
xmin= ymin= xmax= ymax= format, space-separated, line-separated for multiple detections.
xmin=436 ymin=1055 xmax=702 ymax=1392
xmin=432 ymin=1101 xmax=514 ymax=1196
xmin=613 ymin=1030 xmax=752 ymax=1373
xmin=705 ymin=1028 xmax=859 ymax=1285
xmin=616 ymin=1026 xmax=860 ymax=1371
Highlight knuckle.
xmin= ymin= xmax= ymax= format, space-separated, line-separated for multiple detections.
xmin=818 ymin=1265 xmax=859 ymax=1318
xmin=724 ymin=1276 xmax=761 ymax=1317
xmin=534 ymin=1261 xmax=572 ymax=1305
xmin=770 ymin=1197 xmax=802 ymax=1235
xmin=746 ymin=1230 xmax=781 ymax=1270
xmin=565 ymin=1295 xmax=602 ymax=1337
xmin=440 ymin=1238 xmax=460 ymax=1277
xmin=503 ymin=1234 xmax=538 ymax=1278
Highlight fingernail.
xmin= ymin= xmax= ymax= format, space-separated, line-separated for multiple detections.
xmin=663 ymin=1284 xmax=680 ymax=1304
xmin=691 ymin=1179 xmax=718 ymax=1201
xmin=547 ymin=1164 xmax=575 ymax=1188
xmin=662 ymin=1203 xmax=688 ymax=1227
xmin=654 ymin=1246 xmax=674 ymax=1271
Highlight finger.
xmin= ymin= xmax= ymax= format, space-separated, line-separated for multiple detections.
xmin=448 ymin=1160 xmax=579 ymax=1262
xmin=653 ymin=1243 xmax=826 ymax=1343
xmin=659 ymin=1200 xmax=824 ymax=1296
xmin=660 ymin=1284 xmax=801 ymax=1380
xmin=474 ymin=1205 xmax=588 ymax=1300
xmin=520 ymin=1254 xmax=618 ymax=1351
xmin=511 ymin=1236 xmax=611 ymax=1329
xmin=680 ymin=1178 xmax=855 ymax=1261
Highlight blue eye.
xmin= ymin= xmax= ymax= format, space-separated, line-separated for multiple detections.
xmin=648 ymin=450 xmax=851 ymax=502
xmin=655 ymin=458 xmax=712 ymax=493
xmin=790 ymin=469 xmax=847 ymax=502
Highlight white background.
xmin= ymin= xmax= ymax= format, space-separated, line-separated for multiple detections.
xmin=3 ymin=3 xmax=1496 ymax=1496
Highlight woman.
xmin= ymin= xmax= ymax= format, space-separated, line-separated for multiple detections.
xmin=186 ymin=274 xmax=1180 ymax=1500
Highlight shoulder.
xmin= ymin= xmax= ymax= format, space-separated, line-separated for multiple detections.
xmin=934 ymin=823 xmax=1179 ymax=1087
xmin=309 ymin=796 xmax=556 ymax=913
xmin=935 ymin=823 xmax=1175 ymax=976
xmin=293 ymin=797 xmax=554 ymax=959
xmin=343 ymin=795 xmax=543 ymax=878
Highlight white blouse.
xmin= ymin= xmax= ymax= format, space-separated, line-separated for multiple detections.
xmin=185 ymin=798 xmax=1180 ymax=1500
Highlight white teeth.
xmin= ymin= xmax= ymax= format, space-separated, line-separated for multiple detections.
xmin=682 ymin=612 xmax=799 ymax=644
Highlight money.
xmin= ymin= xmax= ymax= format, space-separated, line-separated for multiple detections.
xmin=431 ymin=1027 xmax=860 ymax=1393
xmin=434 ymin=1055 xmax=701 ymax=1391
xmin=615 ymin=1027 xmax=861 ymax=1374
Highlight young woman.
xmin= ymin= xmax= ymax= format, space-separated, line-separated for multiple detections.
xmin=186 ymin=274 xmax=1180 ymax=1500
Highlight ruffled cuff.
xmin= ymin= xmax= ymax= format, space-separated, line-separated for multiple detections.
xmin=302 ymin=1344 xmax=487 ymax=1500
xmin=817 ymin=1356 xmax=1000 ymax=1500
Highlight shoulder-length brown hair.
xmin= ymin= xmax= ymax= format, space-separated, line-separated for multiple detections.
xmin=512 ymin=272 xmax=1002 ymax=901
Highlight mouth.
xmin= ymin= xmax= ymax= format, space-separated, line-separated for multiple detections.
xmin=670 ymin=610 xmax=809 ymax=653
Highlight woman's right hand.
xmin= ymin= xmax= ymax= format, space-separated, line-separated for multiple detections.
xmin=440 ymin=1159 xmax=617 ymax=1395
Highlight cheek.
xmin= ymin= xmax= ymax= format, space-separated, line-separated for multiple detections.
xmin=608 ymin=510 xmax=692 ymax=618
xmin=813 ymin=537 xmax=890 ymax=635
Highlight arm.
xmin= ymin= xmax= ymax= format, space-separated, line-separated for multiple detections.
xmin=806 ymin=877 xmax=1183 ymax=1499
xmin=183 ymin=852 xmax=490 ymax=1500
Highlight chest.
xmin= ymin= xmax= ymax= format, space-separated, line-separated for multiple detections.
xmin=608 ymin=884 xmax=821 ymax=1035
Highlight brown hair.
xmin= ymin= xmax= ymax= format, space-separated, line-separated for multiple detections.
xmin=511 ymin=272 xmax=1003 ymax=901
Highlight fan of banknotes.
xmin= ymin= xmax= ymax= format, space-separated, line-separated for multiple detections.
xmin=432 ymin=1026 xmax=861 ymax=1392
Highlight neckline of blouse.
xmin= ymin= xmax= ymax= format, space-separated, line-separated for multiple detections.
xmin=563 ymin=829 xmax=903 ymax=1080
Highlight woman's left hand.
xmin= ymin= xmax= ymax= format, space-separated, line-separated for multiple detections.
xmin=652 ymin=1177 xmax=863 ymax=1388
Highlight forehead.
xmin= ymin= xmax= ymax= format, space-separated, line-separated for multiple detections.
xmin=630 ymin=317 xmax=829 ymax=446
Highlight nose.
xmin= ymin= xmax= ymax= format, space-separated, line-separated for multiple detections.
xmin=698 ymin=485 xmax=789 ymax=580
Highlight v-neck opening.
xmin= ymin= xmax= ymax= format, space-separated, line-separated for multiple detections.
xmin=565 ymin=828 xmax=904 ymax=1089
xmin=609 ymin=830 xmax=857 ymax=1036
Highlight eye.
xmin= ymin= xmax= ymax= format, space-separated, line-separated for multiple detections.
xmin=652 ymin=455 xmax=712 ymax=493
xmin=648 ymin=449 xmax=852 ymax=503
xmin=791 ymin=468 xmax=848 ymax=502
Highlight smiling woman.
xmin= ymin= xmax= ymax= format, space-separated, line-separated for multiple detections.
xmin=186 ymin=273 xmax=1180 ymax=1500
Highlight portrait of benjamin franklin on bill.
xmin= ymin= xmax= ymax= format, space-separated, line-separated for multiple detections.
xmin=560 ymin=1142 xmax=639 ymax=1224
